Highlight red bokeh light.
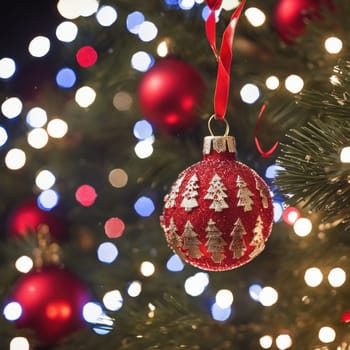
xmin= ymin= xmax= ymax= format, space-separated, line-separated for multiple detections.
xmin=104 ymin=217 xmax=125 ymax=238
xmin=76 ymin=46 xmax=98 ymax=68
xmin=75 ymin=184 xmax=97 ymax=207
xmin=282 ymin=206 xmax=301 ymax=225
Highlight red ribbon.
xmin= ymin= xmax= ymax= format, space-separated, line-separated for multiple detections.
xmin=205 ymin=0 xmax=246 ymax=120
xmin=254 ymin=104 xmax=279 ymax=158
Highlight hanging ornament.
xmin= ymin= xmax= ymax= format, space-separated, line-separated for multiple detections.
xmin=161 ymin=118 xmax=274 ymax=271
xmin=272 ymin=0 xmax=334 ymax=44
xmin=5 ymin=226 xmax=91 ymax=344
xmin=137 ymin=57 xmax=206 ymax=133
xmin=160 ymin=0 xmax=274 ymax=271
xmin=6 ymin=198 xmax=67 ymax=241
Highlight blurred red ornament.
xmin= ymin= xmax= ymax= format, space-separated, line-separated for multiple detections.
xmin=7 ymin=199 xmax=67 ymax=240
xmin=206 ymin=0 xmax=222 ymax=10
xmin=273 ymin=0 xmax=334 ymax=43
xmin=138 ymin=57 xmax=206 ymax=133
xmin=8 ymin=266 xmax=91 ymax=344
xmin=341 ymin=310 xmax=350 ymax=323
xmin=161 ymin=134 xmax=274 ymax=271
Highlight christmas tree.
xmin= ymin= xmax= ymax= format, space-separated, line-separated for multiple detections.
xmin=1 ymin=0 xmax=350 ymax=349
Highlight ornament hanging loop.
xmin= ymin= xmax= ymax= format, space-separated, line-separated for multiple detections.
xmin=208 ymin=114 xmax=230 ymax=136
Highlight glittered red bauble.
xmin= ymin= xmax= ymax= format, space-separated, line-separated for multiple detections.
xmin=273 ymin=0 xmax=333 ymax=43
xmin=161 ymin=135 xmax=274 ymax=271
xmin=8 ymin=266 xmax=91 ymax=344
xmin=7 ymin=199 xmax=67 ymax=241
xmin=138 ymin=57 xmax=206 ymax=133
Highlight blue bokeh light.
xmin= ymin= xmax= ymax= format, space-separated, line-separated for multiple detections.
xmin=126 ymin=11 xmax=145 ymax=34
xmin=249 ymin=284 xmax=262 ymax=301
xmin=134 ymin=196 xmax=155 ymax=217
xmin=37 ymin=190 xmax=59 ymax=211
xmin=133 ymin=120 xmax=153 ymax=140
xmin=97 ymin=242 xmax=119 ymax=264
xmin=166 ymin=254 xmax=184 ymax=272
xmin=56 ymin=67 xmax=77 ymax=88
xmin=0 ymin=126 xmax=8 ymax=147
xmin=211 ymin=302 xmax=232 ymax=322
xmin=273 ymin=201 xmax=284 ymax=223
xmin=265 ymin=164 xmax=285 ymax=179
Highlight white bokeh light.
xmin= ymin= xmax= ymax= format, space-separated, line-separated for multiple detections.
xmin=328 ymin=267 xmax=346 ymax=287
xmin=83 ymin=302 xmax=104 ymax=323
xmin=0 ymin=57 xmax=16 ymax=79
xmin=96 ymin=5 xmax=118 ymax=27
xmin=340 ymin=146 xmax=350 ymax=163
xmin=285 ymin=74 xmax=304 ymax=94
xmin=0 ymin=126 xmax=8 ymax=147
xmin=5 ymin=148 xmax=26 ymax=170
xmin=38 ymin=189 xmax=59 ymax=210
xmin=325 ymin=37 xmax=343 ymax=54
xmin=128 ymin=281 xmax=142 ymax=297
xmin=222 ymin=0 xmax=240 ymax=10
xmin=266 ymin=76 xmax=280 ymax=90
xmin=75 ymin=86 xmax=96 ymax=108
xmin=184 ymin=273 xmax=209 ymax=297
xmin=276 ymin=334 xmax=292 ymax=350
xmin=215 ymin=289 xmax=234 ymax=309
xmin=245 ymin=7 xmax=266 ymax=27
xmin=140 ymin=261 xmax=155 ymax=277
xmin=80 ymin=0 xmax=99 ymax=17
xmin=35 ymin=170 xmax=56 ymax=190
xmin=27 ymin=128 xmax=49 ymax=149
xmin=47 ymin=118 xmax=68 ymax=138
xmin=240 ymin=83 xmax=260 ymax=104
xmin=56 ymin=21 xmax=78 ymax=42
xmin=26 ymin=107 xmax=48 ymax=127
xmin=304 ymin=267 xmax=323 ymax=287
xmin=3 ymin=302 xmax=22 ymax=321
xmin=157 ymin=40 xmax=169 ymax=57
xmin=179 ymin=0 xmax=195 ymax=10
xmin=103 ymin=290 xmax=123 ymax=311
xmin=293 ymin=217 xmax=312 ymax=237
xmin=10 ymin=337 xmax=30 ymax=350
xmin=1 ymin=97 xmax=23 ymax=119
xmin=135 ymin=140 xmax=153 ymax=159
xmin=138 ymin=21 xmax=158 ymax=42
xmin=15 ymin=256 xmax=34 ymax=273
xmin=259 ymin=335 xmax=273 ymax=349
xmin=318 ymin=326 xmax=336 ymax=343
xmin=259 ymin=286 xmax=278 ymax=307
xmin=57 ymin=0 xmax=98 ymax=19
xmin=131 ymin=51 xmax=153 ymax=72
xmin=28 ymin=36 xmax=50 ymax=58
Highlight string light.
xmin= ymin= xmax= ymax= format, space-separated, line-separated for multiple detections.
xmin=324 ymin=37 xmax=343 ymax=54
xmin=75 ymin=184 xmax=97 ymax=207
xmin=56 ymin=21 xmax=78 ymax=42
xmin=56 ymin=68 xmax=77 ymax=88
xmin=215 ymin=289 xmax=234 ymax=309
xmin=265 ymin=75 xmax=280 ymax=90
xmin=5 ymin=148 xmax=26 ymax=170
xmin=318 ymin=326 xmax=336 ymax=343
xmin=96 ymin=5 xmax=118 ymax=27
xmin=259 ymin=286 xmax=278 ymax=306
xmin=184 ymin=273 xmax=209 ymax=297
xmin=275 ymin=334 xmax=292 ymax=350
xmin=97 ymin=242 xmax=119 ymax=264
xmin=75 ymin=86 xmax=96 ymax=107
xmin=140 ymin=261 xmax=155 ymax=277
xmin=27 ymin=128 xmax=49 ymax=149
xmin=82 ymin=302 xmax=104 ymax=323
xmin=15 ymin=256 xmax=34 ymax=273
xmin=103 ymin=290 xmax=123 ymax=311
xmin=340 ymin=146 xmax=350 ymax=163
xmin=327 ymin=267 xmax=346 ymax=287
xmin=282 ymin=207 xmax=300 ymax=226
xmin=222 ymin=0 xmax=240 ymax=11
xmin=47 ymin=118 xmax=68 ymax=138
xmin=240 ymin=83 xmax=260 ymax=104
xmin=113 ymin=91 xmax=133 ymax=111
xmin=134 ymin=196 xmax=155 ymax=217
xmin=157 ymin=40 xmax=169 ymax=57
xmin=133 ymin=120 xmax=153 ymax=140
xmin=35 ymin=170 xmax=56 ymax=190
xmin=3 ymin=302 xmax=22 ymax=321
xmin=138 ymin=21 xmax=158 ymax=42
xmin=0 ymin=57 xmax=16 ymax=79
xmin=37 ymin=189 xmax=59 ymax=210
xmin=1 ymin=97 xmax=23 ymax=119
xmin=0 ymin=126 xmax=8 ymax=147
xmin=166 ymin=254 xmax=185 ymax=272
xmin=249 ymin=284 xmax=262 ymax=301
xmin=293 ymin=217 xmax=312 ymax=237
xmin=10 ymin=337 xmax=30 ymax=350
xmin=211 ymin=302 xmax=232 ymax=321
xmin=126 ymin=11 xmax=145 ymax=34
xmin=179 ymin=0 xmax=196 ymax=10
xmin=285 ymin=74 xmax=304 ymax=94
xmin=245 ymin=7 xmax=266 ymax=27
xmin=26 ymin=107 xmax=47 ymax=127
xmin=76 ymin=46 xmax=98 ymax=68
xmin=131 ymin=51 xmax=154 ymax=72
xmin=28 ymin=36 xmax=50 ymax=58
xmin=304 ymin=267 xmax=323 ymax=287
xmin=108 ymin=168 xmax=128 ymax=188
xmin=259 ymin=335 xmax=273 ymax=349
xmin=104 ymin=217 xmax=125 ymax=238
xmin=127 ymin=281 xmax=142 ymax=297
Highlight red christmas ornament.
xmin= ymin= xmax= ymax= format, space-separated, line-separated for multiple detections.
xmin=7 ymin=199 xmax=67 ymax=240
xmin=8 ymin=266 xmax=91 ymax=344
xmin=138 ymin=57 xmax=206 ymax=133
xmin=272 ymin=0 xmax=333 ymax=44
xmin=161 ymin=125 xmax=274 ymax=271
xmin=206 ymin=0 xmax=222 ymax=10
